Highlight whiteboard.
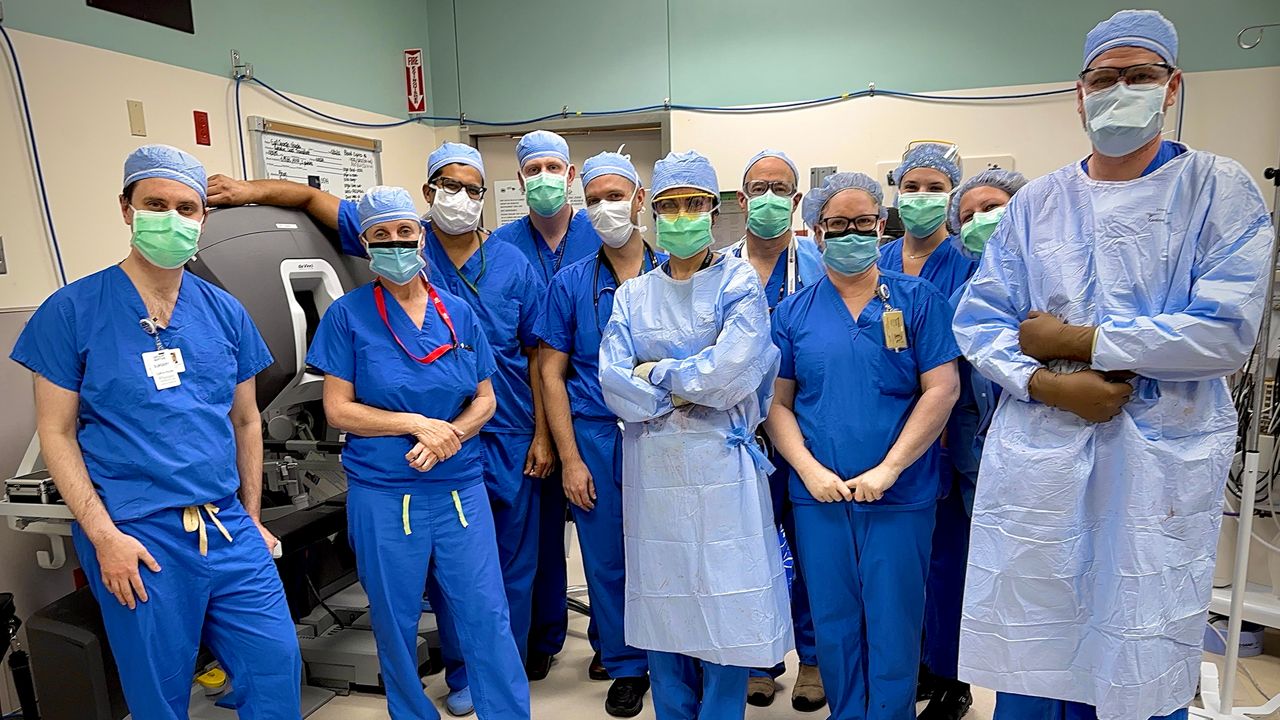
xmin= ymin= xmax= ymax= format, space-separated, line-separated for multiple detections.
xmin=248 ymin=116 xmax=383 ymax=202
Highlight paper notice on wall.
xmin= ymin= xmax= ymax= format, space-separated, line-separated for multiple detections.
xmin=492 ymin=179 xmax=587 ymax=227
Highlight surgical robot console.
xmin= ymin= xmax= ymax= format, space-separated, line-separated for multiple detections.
xmin=0 ymin=206 xmax=439 ymax=719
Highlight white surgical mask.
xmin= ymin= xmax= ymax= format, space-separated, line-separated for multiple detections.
xmin=587 ymin=192 xmax=644 ymax=248
xmin=1083 ymin=82 xmax=1167 ymax=158
xmin=428 ymin=187 xmax=483 ymax=235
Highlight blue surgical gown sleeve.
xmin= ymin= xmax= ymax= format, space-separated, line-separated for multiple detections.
xmin=336 ymin=199 xmax=367 ymax=258
xmin=305 ymin=302 xmax=356 ymax=383
xmin=599 ymin=283 xmax=675 ymax=423
xmin=952 ymin=195 xmax=1042 ymax=401
xmin=648 ymin=273 xmax=781 ymax=412
xmin=534 ymin=273 xmax=573 ymax=354
xmin=233 ymin=305 xmax=274 ymax=383
xmin=10 ymin=293 xmax=83 ymax=392
xmin=1092 ymin=162 xmax=1275 ymax=381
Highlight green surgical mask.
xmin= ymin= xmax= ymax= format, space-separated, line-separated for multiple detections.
xmin=897 ymin=192 xmax=949 ymax=238
xmin=745 ymin=191 xmax=793 ymax=240
xmin=656 ymin=212 xmax=714 ymax=259
xmin=960 ymin=206 xmax=1006 ymax=254
xmin=524 ymin=172 xmax=568 ymax=217
xmin=131 ymin=209 xmax=202 ymax=269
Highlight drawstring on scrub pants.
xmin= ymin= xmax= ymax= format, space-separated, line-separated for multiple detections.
xmin=183 ymin=504 xmax=233 ymax=556
xmin=401 ymin=492 xmax=470 ymax=536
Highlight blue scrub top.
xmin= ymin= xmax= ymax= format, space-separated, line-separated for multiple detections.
xmin=730 ymin=238 xmax=825 ymax=311
xmin=306 ymin=282 xmax=496 ymax=490
xmin=338 ymin=201 xmax=545 ymax=434
xmin=10 ymin=266 xmax=273 ymax=522
xmin=490 ymin=208 xmax=602 ymax=283
xmin=535 ymin=248 xmax=660 ymax=422
xmin=1082 ymin=139 xmax=1187 ymax=177
xmin=878 ymin=235 xmax=977 ymax=299
xmin=772 ymin=271 xmax=960 ymax=509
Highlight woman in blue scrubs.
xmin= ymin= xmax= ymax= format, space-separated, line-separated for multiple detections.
xmin=306 ymin=186 xmax=528 ymax=720
xmin=766 ymin=171 xmax=960 ymax=720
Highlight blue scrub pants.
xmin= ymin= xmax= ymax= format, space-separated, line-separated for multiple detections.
xmin=649 ymin=651 xmax=748 ymax=720
xmin=994 ymin=693 xmax=1188 ymax=720
xmin=922 ymin=476 xmax=970 ymax=680
xmin=794 ymin=502 xmax=935 ymax=720
xmin=430 ymin=432 xmax=540 ymax=692
xmin=752 ymin=460 xmax=817 ymax=680
xmin=349 ymin=481 xmax=528 ymax=720
xmin=71 ymin=495 xmax=301 ymax=720
xmin=529 ymin=466 xmax=569 ymax=659
xmin=570 ymin=418 xmax=648 ymax=678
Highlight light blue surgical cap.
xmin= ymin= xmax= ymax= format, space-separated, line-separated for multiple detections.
xmin=581 ymin=151 xmax=640 ymax=189
xmin=893 ymin=142 xmax=962 ymax=188
xmin=1084 ymin=9 xmax=1178 ymax=68
xmin=743 ymin=149 xmax=799 ymax=185
xmin=122 ymin=144 xmax=207 ymax=202
xmin=516 ymin=130 xmax=570 ymax=168
xmin=651 ymin=150 xmax=719 ymax=199
xmin=802 ymin=172 xmax=886 ymax=228
xmin=427 ymin=142 xmax=485 ymax=182
xmin=357 ymin=186 xmax=420 ymax=234
xmin=948 ymin=168 xmax=1030 ymax=235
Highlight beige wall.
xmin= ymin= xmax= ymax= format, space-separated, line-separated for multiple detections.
xmin=0 ymin=29 xmax=437 ymax=311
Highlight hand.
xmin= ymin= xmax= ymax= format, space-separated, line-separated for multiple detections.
xmin=633 ymin=361 xmax=660 ymax=383
xmin=93 ymin=530 xmax=162 ymax=610
xmin=412 ymin=417 xmax=464 ymax=461
xmin=1019 ymin=311 xmax=1095 ymax=363
xmin=672 ymin=395 xmax=692 ymax=408
xmin=253 ymin=519 xmax=279 ymax=555
xmin=799 ymin=464 xmax=853 ymax=503
xmin=563 ymin=459 xmax=596 ymax=512
xmin=1029 ymin=368 xmax=1133 ymax=423
xmin=405 ymin=442 xmax=440 ymax=472
xmin=847 ymin=464 xmax=901 ymax=503
xmin=524 ymin=432 xmax=556 ymax=479
xmin=206 ymin=174 xmax=261 ymax=207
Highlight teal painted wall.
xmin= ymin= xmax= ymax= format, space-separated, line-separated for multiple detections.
xmin=427 ymin=0 xmax=1280 ymax=124
xmin=2 ymin=0 xmax=430 ymax=118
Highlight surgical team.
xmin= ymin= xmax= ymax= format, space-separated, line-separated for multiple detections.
xmin=10 ymin=9 xmax=1276 ymax=720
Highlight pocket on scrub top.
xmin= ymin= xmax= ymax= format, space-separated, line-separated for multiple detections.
xmin=870 ymin=342 xmax=917 ymax=397
xmin=190 ymin=342 xmax=237 ymax=405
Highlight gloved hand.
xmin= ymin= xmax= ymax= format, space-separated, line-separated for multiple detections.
xmin=1028 ymin=369 xmax=1132 ymax=423
xmin=672 ymin=395 xmax=691 ymax=408
xmin=633 ymin=361 xmax=660 ymax=383
xmin=1019 ymin=311 xmax=1096 ymax=363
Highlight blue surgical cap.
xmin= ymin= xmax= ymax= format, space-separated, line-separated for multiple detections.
xmin=516 ymin=130 xmax=570 ymax=168
xmin=802 ymin=172 xmax=886 ymax=229
xmin=948 ymin=168 xmax=1030 ymax=235
xmin=743 ymin=149 xmax=799 ymax=185
xmin=427 ymin=142 xmax=485 ymax=182
xmin=652 ymin=150 xmax=719 ymax=199
xmin=581 ymin=151 xmax=640 ymax=189
xmin=122 ymin=144 xmax=207 ymax=203
xmin=893 ymin=142 xmax=962 ymax=188
xmin=356 ymin=186 xmax=420 ymax=234
xmin=1084 ymin=9 xmax=1178 ymax=68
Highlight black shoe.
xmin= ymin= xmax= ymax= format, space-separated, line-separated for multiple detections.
xmin=589 ymin=651 xmax=610 ymax=681
xmin=917 ymin=685 xmax=974 ymax=720
xmin=916 ymin=664 xmax=937 ymax=702
xmin=605 ymin=676 xmax=650 ymax=718
xmin=525 ymin=652 xmax=554 ymax=681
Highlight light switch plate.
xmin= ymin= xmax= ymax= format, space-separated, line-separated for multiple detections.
xmin=0 ymin=235 xmax=7 ymax=275
xmin=127 ymin=100 xmax=147 ymax=136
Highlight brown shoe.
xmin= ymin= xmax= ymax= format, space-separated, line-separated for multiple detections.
xmin=791 ymin=663 xmax=826 ymax=712
xmin=746 ymin=676 xmax=776 ymax=707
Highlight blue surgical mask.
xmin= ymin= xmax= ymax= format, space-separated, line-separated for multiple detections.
xmin=822 ymin=232 xmax=880 ymax=275
xmin=369 ymin=246 xmax=425 ymax=285
xmin=1083 ymin=82 xmax=1167 ymax=158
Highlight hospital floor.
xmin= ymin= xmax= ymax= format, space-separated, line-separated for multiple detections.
xmin=308 ymin=533 xmax=1280 ymax=720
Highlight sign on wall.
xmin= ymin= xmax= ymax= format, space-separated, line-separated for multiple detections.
xmin=405 ymin=49 xmax=426 ymax=114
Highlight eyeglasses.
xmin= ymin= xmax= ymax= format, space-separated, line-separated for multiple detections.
xmin=743 ymin=180 xmax=796 ymax=198
xmin=653 ymin=193 xmax=717 ymax=217
xmin=1079 ymin=63 xmax=1175 ymax=92
xmin=432 ymin=177 xmax=487 ymax=200
xmin=904 ymin=140 xmax=960 ymax=163
xmin=819 ymin=215 xmax=880 ymax=234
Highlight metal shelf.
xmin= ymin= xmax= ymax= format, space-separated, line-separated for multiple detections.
xmin=1211 ymin=584 xmax=1280 ymax=629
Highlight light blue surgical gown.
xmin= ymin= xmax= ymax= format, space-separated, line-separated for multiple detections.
xmin=952 ymin=147 xmax=1275 ymax=720
xmin=599 ymin=255 xmax=792 ymax=669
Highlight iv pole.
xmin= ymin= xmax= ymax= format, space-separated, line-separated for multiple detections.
xmin=1193 ymin=22 xmax=1280 ymax=720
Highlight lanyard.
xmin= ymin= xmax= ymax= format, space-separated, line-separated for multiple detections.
xmin=734 ymin=237 xmax=800 ymax=304
xmin=374 ymin=276 xmax=462 ymax=364
xmin=661 ymin=249 xmax=716 ymax=276
xmin=532 ymin=220 xmax=569 ymax=282
xmin=456 ymin=236 xmax=487 ymax=296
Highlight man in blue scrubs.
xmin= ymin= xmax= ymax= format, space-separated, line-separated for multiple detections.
xmin=491 ymin=130 xmax=603 ymax=680
xmin=208 ymin=143 xmax=546 ymax=716
xmin=12 ymin=145 xmax=302 ymax=719
xmin=766 ymin=171 xmax=960 ymax=720
xmin=536 ymin=151 xmax=657 ymax=717
xmin=729 ymin=149 xmax=824 ymax=712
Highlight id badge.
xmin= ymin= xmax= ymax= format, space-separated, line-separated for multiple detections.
xmin=143 ymin=348 xmax=185 ymax=376
xmin=882 ymin=310 xmax=908 ymax=351
xmin=142 ymin=350 xmax=183 ymax=390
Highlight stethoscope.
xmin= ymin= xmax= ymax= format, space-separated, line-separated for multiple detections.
xmin=593 ymin=245 xmax=659 ymax=329
xmin=733 ymin=236 xmax=802 ymax=306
